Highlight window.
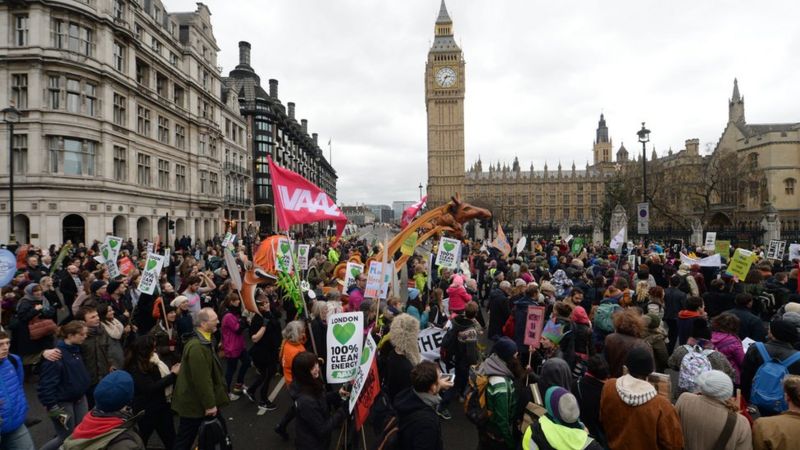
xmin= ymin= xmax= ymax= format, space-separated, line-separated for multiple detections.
xmin=137 ymin=153 xmax=151 ymax=186
xmin=113 ymin=94 xmax=126 ymax=126
xmin=173 ymin=85 xmax=184 ymax=108
xmin=175 ymin=124 xmax=185 ymax=149
xmin=199 ymin=134 xmax=207 ymax=154
xmin=155 ymin=72 xmax=167 ymax=97
xmin=14 ymin=15 xmax=28 ymax=46
xmin=209 ymin=137 xmax=217 ymax=157
xmin=113 ymin=41 xmax=125 ymax=72
xmin=134 ymin=23 xmax=142 ymax=39
xmin=563 ymin=208 xmax=570 ymax=219
xmin=158 ymin=159 xmax=169 ymax=189
xmin=66 ymin=79 xmax=81 ymax=113
xmin=153 ymin=6 xmax=161 ymax=23
xmin=113 ymin=146 xmax=126 ymax=181
xmin=157 ymin=116 xmax=169 ymax=144
xmin=48 ymin=76 xmax=60 ymax=109
xmin=748 ymin=153 xmax=758 ymax=170
xmin=210 ymin=172 xmax=218 ymax=194
xmin=11 ymin=74 xmax=27 ymax=109
xmin=563 ymin=193 xmax=570 ymax=203
xmin=48 ymin=136 xmax=96 ymax=175
xmin=151 ymin=37 xmax=161 ymax=54
xmin=137 ymin=106 xmax=151 ymax=136
xmin=135 ymin=59 xmax=149 ymax=86
xmin=175 ymin=164 xmax=186 ymax=192
xmin=169 ymin=52 xmax=178 ymax=66
xmin=12 ymin=135 xmax=27 ymax=174
xmin=59 ymin=21 xmax=93 ymax=56
xmin=113 ymin=0 xmax=125 ymax=20
xmin=200 ymin=170 xmax=208 ymax=193
xmin=84 ymin=83 xmax=96 ymax=116
xmin=786 ymin=178 xmax=796 ymax=195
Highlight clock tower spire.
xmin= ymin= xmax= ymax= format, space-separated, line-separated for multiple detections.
xmin=426 ymin=0 xmax=466 ymax=207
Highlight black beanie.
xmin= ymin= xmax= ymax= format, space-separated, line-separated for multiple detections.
xmin=625 ymin=346 xmax=654 ymax=378
xmin=771 ymin=319 xmax=800 ymax=343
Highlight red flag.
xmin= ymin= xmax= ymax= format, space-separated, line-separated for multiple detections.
xmin=354 ymin=358 xmax=381 ymax=431
xmin=401 ymin=195 xmax=427 ymax=228
xmin=268 ymin=156 xmax=347 ymax=240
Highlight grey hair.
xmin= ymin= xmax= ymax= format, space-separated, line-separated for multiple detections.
xmin=196 ymin=307 xmax=216 ymax=326
xmin=282 ymin=320 xmax=306 ymax=343
xmin=499 ymin=280 xmax=511 ymax=290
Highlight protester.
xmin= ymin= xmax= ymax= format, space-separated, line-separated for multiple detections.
xmin=0 ymin=331 xmax=35 ymax=450
xmin=395 ymin=361 xmax=450 ymax=450
xmin=488 ymin=281 xmax=512 ymax=340
xmin=475 ymin=336 xmax=523 ymax=450
xmin=246 ymin=293 xmax=282 ymax=414
xmin=740 ymin=319 xmax=800 ymax=413
xmin=603 ymin=309 xmax=648 ymax=378
xmin=274 ymin=320 xmax=308 ymax=440
xmin=11 ymin=283 xmax=57 ymax=372
xmin=752 ymin=374 xmax=800 ymax=450
xmin=220 ymin=292 xmax=251 ymax=399
xmin=524 ymin=386 xmax=603 ymax=450
xmin=291 ymin=352 xmax=349 ymax=450
xmin=572 ymin=355 xmax=609 ymax=448
xmin=677 ymin=296 xmax=707 ymax=346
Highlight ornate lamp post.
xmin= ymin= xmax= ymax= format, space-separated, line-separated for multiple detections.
xmin=637 ymin=122 xmax=651 ymax=202
xmin=2 ymin=106 xmax=20 ymax=244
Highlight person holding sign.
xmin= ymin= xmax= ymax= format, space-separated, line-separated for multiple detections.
xmin=274 ymin=321 xmax=308 ymax=441
xmin=291 ymin=352 xmax=350 ymax=450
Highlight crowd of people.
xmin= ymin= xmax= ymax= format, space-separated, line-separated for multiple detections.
xmin=0 ymin=231 xmax=799 ymax=450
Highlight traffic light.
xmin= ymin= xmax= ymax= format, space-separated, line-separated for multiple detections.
xmin=168 ymin=220 xmax=175 ymax=230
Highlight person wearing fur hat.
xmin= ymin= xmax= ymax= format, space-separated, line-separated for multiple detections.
xmin=475 ymin=336 xmax=524 ymax=450
xmin=523 ymin=386 xmax=603 ymax=450
xmin=675 ymin=370 xmax=752 ymax=450
xmin=62 ymin=370 xmax=144 ymax=449
xmin=600 ymin=347 xmax=684 ymax=450
xmin=741 ymin=318 xmax=800 ymax=414
xmin=382 ymin=314 xmax=422 ymax=401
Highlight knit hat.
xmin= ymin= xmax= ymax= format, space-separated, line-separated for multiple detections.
xmin=770 ymin=319 xmax=800 ymax=343
xmin=544 ymin=386 xmax=581 ymax=425
xmin=540 ymin=281 xmax=556 ymax=294
xmin=107 ymin=281 xmax=122 ymax=295
xmin=542 ymin=320 xmax=565 ymax=345
xmin=23 ymin=283 xmax=39 ymax=296
xmin=90 ymin=280 xmax=107 ymax=294
xmin=625 ymin=346 xmax=654 ymax=377
xmin=785 ymin=302 xmax=800 ymax=314
xmin=170 ymin=295 xmax=189 ymax=308
xmin=492 ymin=336 xmax=517 ymax=361
xmin=645 ymin=313 xmax=661 ymax=330
xmin=407 ymin=288 xmax=420 ymax=300
xmin=696 ymin=370 xmax=733 ymax=401
xmin=782 ymin=312 xmax=800 ymax=331
xmin=94 ymin=370 xmax=134 ymax=412
xmin=450 ymin=275 xmax=464 ymax=289
xmin=570 ymin=306 xmax=590 ymax=325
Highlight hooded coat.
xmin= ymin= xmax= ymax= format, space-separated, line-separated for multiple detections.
xmin=394 ymin=387 xmax=443 ymax=450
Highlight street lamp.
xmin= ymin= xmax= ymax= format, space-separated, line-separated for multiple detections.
xmin=2 ymin=106 xmax=20 ymax=245
xmin=637 ymin=122 xmax=651 ymax=202
xmin=418 ymin=182 xmax=423 ymax=200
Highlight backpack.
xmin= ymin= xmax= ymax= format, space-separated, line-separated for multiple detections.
xmin=678 ymin=344 xmax=714 ymax=392
xmin=593 ymin=302 xmax=622 ymax=333
xmin=440 ymin=326 xmax=459 ymax=365
xmin=197 ymin=415 xmax=233 ymax=450
xmin=750 ymin=342 xmax=800 ymax=414
xmin=501 ymin=314 xmax=515 ymax=338
xmin=463 ymin=365 xmax=491 ymax=427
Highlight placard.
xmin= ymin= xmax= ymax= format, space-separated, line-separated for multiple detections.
xmin=344 ymin=262 xmax=364 ymax=291
xmin=137 ymin=253 xmax=166 ymax=295
xmin=326 ymin=312 xmax=364 ymax=383
xmin=726 ymin=248 xmax=755 ymax=281
xmin=273 ymin=237 xmax=294 ymax=273
xmin=401 ymin=232 xmax=418 ymax=257
xmin=435 ymin=237 xmax=461 ymax=270
xmin=704 ymin=232 xmax=717 ymax=250
xmin=146 ymin=242 xmax=154 ymax=254
xmin=571 ymin=237 xmax=584 ymax=255
xmin=118 ymin=257 xmax=135 ymax=276
xmin=297 ymin=244 xmax=310 ymax=270
xmin=715 ymin=240 xmax=730 ymax=258
xmin=680 ymin=253 xmax=722 ymax=268
xmin=516 ymin=236 xmax=527 ymax=254
xmin=100 ymin=243 xmax=120 ymax=279
xmin=0 ymin=249 xmax=16 ymax=288
xmin=789 ymin=243 xmax=800 ymax=262
xmin=349 ymin=333 xmax=378 ymax=413
xmin=364 ymin=261 xmax=391 ymax=299
xmin=224 ymin=248 xmax=242 ymax=290
xmin=221 ymin=232 xmax=235 ymax=248
xmin=418 ymin=326 xmax=446 ymax=362
xmin=523 ymin=305 xmax=547 ymax=348
xmin=766 ymin=240 xmax=787 ymax=261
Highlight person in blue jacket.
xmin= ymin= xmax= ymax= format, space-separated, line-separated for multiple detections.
xmin=37 ymin=320 xmax=91 ymax=450
xmin=0 ymin=330 xmax=34 ymax=450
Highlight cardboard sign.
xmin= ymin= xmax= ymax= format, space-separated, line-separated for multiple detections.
xmin=401 ymin=232 xmax=418 ymax=257
xmin=104 ymin=235 xmax=123 ymax=259
xmin=326 ymin=312 xmax=364 ymax=383
xmin=137 ymin=253 xmax=166 ymax=295
xmin=273 ymin=237 xmax=294 ymax=273
xmin=523 ymin=305 xmax=547 ymax=348
xmin=0 ymin=249 xmax=17 ymax=288
xmin=99 ymin=243 xmax=120 ymax=279
xmin=349 ymin=333 xmax=378 ymax=413
xmin=704 ymin=232 xmax=717 ymax=250
xmin=344 ymin=262 xmax=364 ymax=291
xmin=766 ymin=240 xmax=787 ymax=261
xmin=353 ymin=353 xmax=380 ymax=431
xmin=726 ymin=248 xmax=755 ymax=281
xmin=297 ymin=244 xmax=310 ymax=270
xmin=435 ymin=237 xmax=461 ymax=270
xmin=418 ymin=326 xmax=446 ymax=362
xmin=118 ymin=257 xmax=135 ymax=276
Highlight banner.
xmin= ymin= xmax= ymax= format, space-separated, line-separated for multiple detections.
xmin=401 ymin=195 xmax=427 ymax=228
xmin=571 ymin=237 xmax=585 ymax=255
xmin=401 ymin=232 xmax=418 ymax=257
xmin=118 ymin=257 xmax=135 ymax=276
xmin=268 ymin=156 xmax=348 ymax=240
xmin=704 ymin=232 xmax=717 ymax=250
xmin=680 ymin=252 xmax=722 ymax=268
xmin=0 ymin=249 xmax=16 ymax=288
xmin=418 ymin=326 xmax=446 ymax=362
xmin=610 ymin=227 xmax=626 ymax=250
xmin=224 ymin=248 xmax=242 ymax=290
xmin=435 ymin=237 xmax=461 ymax=270
xmin=273 ymin=237 xmax=294 ymax=273
xmin=137 ymin=253 xmax=166 ymax=295
xmin=637 ymin=203 xmax=649 ymax=234
xmin=296 ymin=244 xmax=310 ymax=270
xmin=354 ymin=355 xmax=380 ymax=431
xmin=349 ymin=333 xmax=378 ymax=413
xmin=715 ymin=240 xmax=730 ymax=258
xmin=726 ymin=248 xmax=755 ymax=281
xmin=492 ymin=225 xmax=511 ymax=257
xmin=326 ymin=312 xmax=364 ymax=383
xmin=344 ymin=262 xmax=364 ymax=291
xmin=766 ymin=240 xmax=787 ymax=261
xmin=524 ymin=305 xmax=547 ymax=347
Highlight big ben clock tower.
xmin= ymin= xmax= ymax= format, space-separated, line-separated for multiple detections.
xmin=426 ymin=0 xmax=465 ymax=207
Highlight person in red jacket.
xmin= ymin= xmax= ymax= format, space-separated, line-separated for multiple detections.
xmin=446 ymin=275 xmax=471 ymax=316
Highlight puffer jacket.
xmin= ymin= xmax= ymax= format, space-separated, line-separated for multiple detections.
xmin=220 ymin=310 xmax=246 ymax=358
xmin=0 ymin=354 xmax=27 ymax=433
xmin=711 ymin=331 xmax=744 ymax=383
xmin=446 ymin=285 xmax=471 ymax=314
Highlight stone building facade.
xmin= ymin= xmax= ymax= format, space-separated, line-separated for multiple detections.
xmin=0 ymin=0 xmax=239 ymax=246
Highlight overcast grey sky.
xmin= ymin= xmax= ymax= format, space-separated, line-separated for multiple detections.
xmin=171 ymin=0 xmax=800 ymax=206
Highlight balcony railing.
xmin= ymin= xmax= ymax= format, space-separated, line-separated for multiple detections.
xmin=224 ymin=195 xmax=251 ymax=206
xmin=223 ymin=162 xmax=251 ymax=176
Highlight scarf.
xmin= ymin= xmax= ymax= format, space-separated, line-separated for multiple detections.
xmin=414 ymin=390 xmax=441 ymax=409
xmin=102 ymin=319 xmax=124 ymax=340
xmin=150 ymin=353 xmax=173 ymax=400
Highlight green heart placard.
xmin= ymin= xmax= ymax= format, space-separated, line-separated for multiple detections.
xmin=299 ymin=247 xmax=306 ymax=255
xmin=360 ymin=347 xmax=371 ymax=365
xmin=146 ymin=259 xmax=157 ymax=271
xmin=102 ymin=248 xmax=109 ymax=260
xmin=350 ymin=268 xmax=361 ymax=278
xmin=280 ymin=242 xmax=290 ymax=254
xmin=333 ymin=323 xmax=356 ymax=345
xmin=443 ymin=242 xmax=455 ymax=252
xmin=109 ymin=240 xmax=119 ymax=249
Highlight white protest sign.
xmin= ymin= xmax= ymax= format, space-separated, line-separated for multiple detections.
xmin=297 ymin=244 xmax=310 ymax=271
xmin=349 ymin=332 xmax=377 ymax=413
xmin=364 ymin=261 xmax=387 ymax=299
xmin=99 ymin=243 xmax=120 ymax=278
xmin=789 ymin=243 xmax=800 ymax=262
xmin=704 ymin=232 xmax=717 ymax=250
xmin=516 ymin=236 xmax=527 ymax=254
xmin=436 ymin=237 xmax=460 ymax=270
xmin=273 ymin=237 xmax=294 ymax=273
xmin=326 ymin=312 xmax=364 ymax=383
xmin=223 ymin=248 xmax=242 ymax=290
xmin=680 ymin=252 xmax=722 ymax=268
xmin=137 ymin=253 xmax=166 ymax=295
xmin=766 ymin=240 xmax=787 ymax=261
xmin=418 ymin=326 xmax=446 ymax=362
xmin=104 ymin=235 xmax=123 ymax=259
xmin=221 ymin=232 xmax=235 ymax=248
xmin=344 ymin=262 xmax=364 ymax=291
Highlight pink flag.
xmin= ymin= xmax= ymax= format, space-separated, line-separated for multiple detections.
xmin=401 ymin=195 xmax=427 ymax=228
xmin=268 ymin=157 xmax=347 ymax=240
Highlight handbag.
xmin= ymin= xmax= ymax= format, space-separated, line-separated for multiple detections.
xmin=28 ymin=316 xmax=57 ymax=340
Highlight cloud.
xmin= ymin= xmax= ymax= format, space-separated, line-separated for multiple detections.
xmin=170 ymin=0 xmax=800 ymax=205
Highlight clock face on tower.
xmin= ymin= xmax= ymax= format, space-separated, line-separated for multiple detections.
xmin=435 ymin=67 xmax=457 ymax=88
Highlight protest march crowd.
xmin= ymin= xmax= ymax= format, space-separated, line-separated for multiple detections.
xmin=0 ymin=227 xmax=799 ymax=450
